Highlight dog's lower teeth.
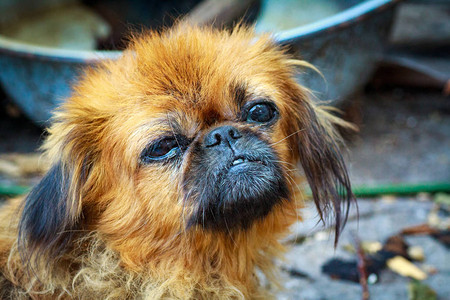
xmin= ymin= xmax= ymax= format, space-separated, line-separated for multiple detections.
xmin=232 ymin=158 xmax=245 ymax=165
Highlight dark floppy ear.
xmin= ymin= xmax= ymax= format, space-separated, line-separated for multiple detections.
xmin=297 ymin=101 xmax=355 ymax=245
xmin=18 ymin=158 xmax=89 ymax=267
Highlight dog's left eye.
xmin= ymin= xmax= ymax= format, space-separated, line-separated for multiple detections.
xmin=141 ymin=137 xmax=182 ymax=162
xmin=245 ymin=102 xmax=277 ymax=124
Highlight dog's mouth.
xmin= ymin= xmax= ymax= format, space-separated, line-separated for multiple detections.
xmin=229 ymin=155 xmax=265 ymax=168
xmin=184 ymin=149 xmax=288 ymax=231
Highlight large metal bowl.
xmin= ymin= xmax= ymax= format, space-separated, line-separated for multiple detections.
xmin=0 ymin=40 xmax=120 ymax=125
xmin=274 ymin=0 xmax=401 ymax=103
xmin=0 ymin=0 xmax=401 ymax=125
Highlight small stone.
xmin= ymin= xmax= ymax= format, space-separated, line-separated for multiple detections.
xmin=427 ymin=211 xmax=441 ymax=228
xmin=361 ymin=241 xmax=383 ymax=254
xmin=381 ymin=195 xmax=397 ymax=203
xmin=417 ymin=193 xmax=431 ymax=202
xmin=367 ymin=273 xmax=378 ymax=285
xmin=434 ymin=193 xmax=450 ymax=207
xmin=342 ymin=243 xmax=355 ymax=253
xmin=314 ymin=231 xmax=328 ymax=241
xmin=408 ymin=246 xmax=425 ymax=262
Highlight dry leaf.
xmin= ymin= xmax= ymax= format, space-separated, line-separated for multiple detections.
xmin=387 ymin=256 xmax=427 ymax=280
xmin=401 ymin=224 xmax=439 ymax=236
xmin=409 ymin=280 xmax=437 ymax=300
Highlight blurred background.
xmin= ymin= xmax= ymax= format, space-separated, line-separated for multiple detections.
xmin=0 ymin=0 xmax=448 ymax=299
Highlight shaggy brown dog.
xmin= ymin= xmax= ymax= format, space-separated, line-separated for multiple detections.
xmin=0 ymin=25 xmax=353 ymax=299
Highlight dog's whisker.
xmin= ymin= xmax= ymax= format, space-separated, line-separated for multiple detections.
xmin=269 ymin=129 xmax=305 ymax=147
xmin=223 ymin=217 xmax=238 ymax=248
xmin=283 ymin=171 xmax=304 ymax=225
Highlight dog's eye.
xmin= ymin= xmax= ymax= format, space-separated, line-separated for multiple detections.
xmin=246 ymin=102 xmax=276 ymax=124
xmin=141 ymin=137 xmax=181 ymax=162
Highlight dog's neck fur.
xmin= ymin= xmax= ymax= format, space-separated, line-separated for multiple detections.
xmin=0 ymin=197 xmax=299 ymax=299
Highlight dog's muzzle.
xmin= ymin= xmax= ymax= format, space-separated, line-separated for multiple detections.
xmin=184 ymin=125 xmax=288 ymax=230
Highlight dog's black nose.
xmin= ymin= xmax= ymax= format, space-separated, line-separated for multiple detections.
xmin=204 ymin=125 xmax=242 ymax=148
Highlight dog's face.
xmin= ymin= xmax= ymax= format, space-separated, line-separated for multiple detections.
xmin=18 ymin=27 xmax=352 ymax=270
xmin=181 ymin=108 xmax=288 ymax=230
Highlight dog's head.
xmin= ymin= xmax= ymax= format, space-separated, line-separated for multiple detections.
xmin=18 ymin=26 xmax=353 ymax=271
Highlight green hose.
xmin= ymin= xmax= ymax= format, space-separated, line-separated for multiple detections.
xmin=350 ymin=182 xmax=450 ymax=198
xmin=0 ymin=185 xmax=29 ymax=197
xmin=0 ymin=182 xmax=449 ymax=198
xmin=303 ymin=182 xmax=450 ymax=198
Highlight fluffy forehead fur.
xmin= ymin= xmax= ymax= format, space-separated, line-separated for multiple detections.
xmin=0 ymin=25 xmax=353 ymax=299
xmin=51 ymin=26 xmax=303 ymax=159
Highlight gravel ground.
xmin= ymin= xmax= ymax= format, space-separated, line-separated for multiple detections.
xmin=277 ymin=197 xmax=449 ymax=300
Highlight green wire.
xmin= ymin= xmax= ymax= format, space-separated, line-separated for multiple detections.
xmin=0 ymin=185 xmax=29 ymax=197
xmin=0 ymin=182 xmax=449 ymax=198
xmin=351 ymin=182 xmax=450 ymax=198
xmin=304 ymin=182 xmax=450 ymax=198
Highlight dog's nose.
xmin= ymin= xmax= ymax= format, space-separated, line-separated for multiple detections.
xmin=204 ymin=125 xmax=242 ymax=148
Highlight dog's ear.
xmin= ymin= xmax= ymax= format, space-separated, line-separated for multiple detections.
xmin=18 ymin=155 xmax=91 ymax=267
xmin=295 ymin=98 xmax=355 ymax=245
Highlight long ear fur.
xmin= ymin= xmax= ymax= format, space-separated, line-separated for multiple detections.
xmin=17 ymin=158 xmax=90 ymax=271
xmin=297 ymin=101 xmax=355 ymax=245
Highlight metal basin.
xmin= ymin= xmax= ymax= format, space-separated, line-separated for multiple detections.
xmin=0 ymin=40 xmax=120 ymax=125
xmin=0 ymin=0 xmax=401 ymax=125
xmin=271 ymin=0 xmax=402 ymax=104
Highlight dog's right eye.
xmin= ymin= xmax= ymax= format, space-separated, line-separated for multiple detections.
xmin=141 ymin=137 xmax=181 ymax=163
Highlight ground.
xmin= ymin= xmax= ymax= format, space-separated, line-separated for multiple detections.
xmin=279 ymin=196 xmax=449 ymax=300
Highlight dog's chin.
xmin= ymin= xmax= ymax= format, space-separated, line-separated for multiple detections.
xmin=186 ymin=157 xmax=288 ymax=231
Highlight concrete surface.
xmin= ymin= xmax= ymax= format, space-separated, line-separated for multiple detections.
xmin=344 ymin=88 xmax=450 ymax=186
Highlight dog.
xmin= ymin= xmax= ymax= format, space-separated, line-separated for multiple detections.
xmin=0 ymin=25 xmax=353 ymax=299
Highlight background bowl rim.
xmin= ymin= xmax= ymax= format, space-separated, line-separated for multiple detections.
xmin=0 ymin=0 xmax=400 ymax=63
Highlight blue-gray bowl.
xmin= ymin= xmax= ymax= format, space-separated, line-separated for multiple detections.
xmin=0 ymin=0 xmax=401 ymax=125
